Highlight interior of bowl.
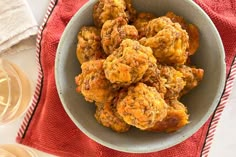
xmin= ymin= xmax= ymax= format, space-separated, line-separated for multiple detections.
xmin=55 ymin=0 xmax=226 ymax=153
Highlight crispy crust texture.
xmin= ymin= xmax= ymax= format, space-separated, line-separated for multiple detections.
xmin=103 ymin=39 xmax=154 ymax=86
xmin=117 ymin=83 xmax=168 ymax=130
xmin=140 ymin=23 xmax=189 ymax=65
xmin=93 ymin=0 xmax=127 ymax=28
xmin=166 ymin=11 xmax=199 ymax=55
xmin=95 ymin=102 xmax=130 ymax=132
xmin=133 ymin=12 xmax=156 ymax=38
xmin=176 ymin=65 xmax=204 ymax=96
xmin=75 ymin=60 xmax=118 ymax=104
xmin=147 ymin=99 xmax=189 ymax=133
xmin=93 ymin=0 xmax=136 ymax=28
xmin=145 ymin=17 xmax=173 ymax=37
xmin=76 ymin=26 xmax=106 ymax=64
xmin=158 ymin=64 xmax=186 ymax=99
xmin=101 ymin=17 xmax=138 ymax=55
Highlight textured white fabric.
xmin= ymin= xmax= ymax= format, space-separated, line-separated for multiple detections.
xmin=0 ymin=0 xmax=38 ymax=54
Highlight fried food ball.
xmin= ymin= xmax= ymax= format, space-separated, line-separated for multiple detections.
xmin=93 ymin=0 xmax=126 ymax=28
xmin=140 ymin=62 xmax=159 ymax=83
xmin=116 ymin=83 xmax=168 ymax=130
xmin=145 ymin=16 xmax=173 ymax=37
xmin=165 ymin=11 xmax=199 ymax=55
xmin=140 ymin=24 xmax=189 ymax=65
xmin=76 ymin=26 xmax=106 ymax=64
xmin=175 ymin=65 xmax=204 ymax=96
xmin=95 ymin=102 xmax=130 ymax=132
xmin=140 ymin=67 xmax=166 ymax=99
xmin=147 ymin=99 xmax=189 ymax=133
xmin=93 ymin=0 xmax=136 ymax=28
xmin=101 ymin=17 xmax=138 ymax=55
xmin=140 ymin=46 xmax=158 ymax=85
xmin=140 ymin=68 xmax=167 ymax=99
xmin=141 ymin=64 xmax=186 ymax=100
xmin=158 ymin=64 xmax=186 ymax=99
xmin=133 ymin=12 xmax=156 ymax=38
xmin=141 ymin=59 xmax=158 ymax=84
xmin=103 ymin=39 xmax=154 ymax=86
xmin=75 ymin=60 xmax=117 ymax=104
xmin=139 ymin=61 xmax=167 ymax=99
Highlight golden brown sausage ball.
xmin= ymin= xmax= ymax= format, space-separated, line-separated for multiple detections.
xmin=116 ymin=83 xmax=168 ymax=130
xmin=140 ymin=63 xmax=168 ymax=99
xmin=147 ymin=99 xmax=189 ymax=133
xmin=142 ymin=64 xmax=186 ymax=99
xmin=165 ymin=11 xmax=199 ymax=55
xmin=145 ymin=16 xmax=173 ymax=37
xmin=93 ymin=0 xmax=127 ymax=28
xmin=175 ymin=65 xmax=204 ymax=96
xmin=140 ymin=46 xmax=158 ymax=86
xmin=140 ymin=59 xmax=158 ymax=84
xmin=140 ymin=23 xmax=189 ymax=65
xmin=133 ymin=12 xmax=156 ymax=38
xmin=95 ymin=102 xmax=130 ymax=132
xmin=101 ymin=17 xmax=138 ymax=55
xmin=93 ymin=0 xmax=136 ymax=28
xmin=75 ymin=60 xmax=118 ymax=104
xmin=103 ymin=39 xmax=154 ymax=86
xmin=140 ymin=65 xmax=166 ymax=98
xmin=76 ymin=26 xmax=106 ymax=64
xmin=158 ymin=64 xmax=186 ymax=99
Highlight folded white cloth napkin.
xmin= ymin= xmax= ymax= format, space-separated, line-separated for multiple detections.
xmin=0 ymin=0 xmax=38 ymax=54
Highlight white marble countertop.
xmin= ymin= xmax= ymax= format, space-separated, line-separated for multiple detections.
xmin=0 ymin=0 xmax=235 ymax=156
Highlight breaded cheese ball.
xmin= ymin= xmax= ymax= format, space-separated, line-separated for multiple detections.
xmin=133 ymin=12 xmax=156 ymax=38
xmin=175 ymin=65 xmax=204 ymax=96
xmin=103 ymin=39 xmax=153 ymax=86
xmin=145 ymin=16 xmax=173 ymax=37
xmin=75 ymin=60 xmax=117 ymax=104
xmin=95 ymin=102 xmax=130 ymax=132
xmin=147 ymin=99 xmax=189 ymax=133
xmin=158 ymin=64 xmax=186 ymax=99
xmin=101 ymin=17 xmax=138 ymax=55
xmin=93 ymin=0 xmax=136 ymax=28
xmin=139 ymin=44 xmax=158 ymax=85
xmin=76 ymin=26 xmax=106 ymax=64
xmin=93 ymin=0 xmax=127 ymax=28
xmin=141 ymin=64 xmax=186 ymax=99
xmin=166 ymin=11 xmax=200 ymax=55
xmin=140 ymin=24 xmax=189 ymax=65
xmin=116 ymin=83 xmax=168 ymax=130
xmin=141 ymin=58 xmax=158 ymax=84
xmin=140 ymin=65 xmax=166 ymax=98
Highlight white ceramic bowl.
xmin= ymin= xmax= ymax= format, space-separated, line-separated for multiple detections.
xmin=55 ymin=0 xmax=226 ymax=153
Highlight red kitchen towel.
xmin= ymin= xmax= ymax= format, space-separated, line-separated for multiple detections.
xmin=16 ymin=0 xmax=236 ymax=157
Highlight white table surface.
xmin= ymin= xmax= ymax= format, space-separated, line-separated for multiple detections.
xmin=0 ymin=0 xmax=235 ymax=156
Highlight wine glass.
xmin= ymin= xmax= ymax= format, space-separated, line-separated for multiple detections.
xmin=0 ymin=58 xmax=32 ymax=125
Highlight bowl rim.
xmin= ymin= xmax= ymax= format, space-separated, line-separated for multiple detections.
xmin=55 ymin=0 xmax=226 ymax=153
